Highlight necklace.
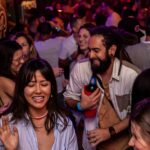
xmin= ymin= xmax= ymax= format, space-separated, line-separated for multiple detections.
xmin=29 ymin=111 xmax=48 ymax=120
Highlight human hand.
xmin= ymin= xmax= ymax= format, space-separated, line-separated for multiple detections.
xmin=0 ymin=116 xmax=19 ymax=150
xmin=53 ymin=67 xmax=64 ymax=77
xmin=87 ymin=128 xmax=110 ymax=147
xmin=62 ymin=79 xmax=69 ymax=89
xmin=80 ymin=88 xmax=101 ymax=110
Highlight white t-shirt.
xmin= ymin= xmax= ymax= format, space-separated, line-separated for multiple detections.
xmin=35 ymin=37 xmax=65 ymax=93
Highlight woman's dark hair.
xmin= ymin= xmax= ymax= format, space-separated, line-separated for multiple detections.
xmin=0 ymin=40 xmax=22 ymax=79
xmin=11 ymin=58 xmax=68 ymax=133
xmin=131 ymin=98 xmax=150 ymax=140
xmin=79 ymin=23 xmax=95 ymax=35
xmin=37 ymin=22 xmax=52 ymax=35
xmin=14 ymin=32 xmax=32 ymax=47
xmin=131 ymin=69 xmax=150 ymax=108
xmin=13 ymin=32 xmax=39 ymax=59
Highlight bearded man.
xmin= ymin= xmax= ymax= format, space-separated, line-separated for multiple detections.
xmin=64 ymin=26 xmax=140 ymax=150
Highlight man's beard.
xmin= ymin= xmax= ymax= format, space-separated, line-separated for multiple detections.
xmin=90 ymin=54 xmax=111 ymax=74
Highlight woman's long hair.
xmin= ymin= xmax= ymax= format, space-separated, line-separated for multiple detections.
xmin=0 ymin=40 xmax=22 ymax=79
xmin=11 ymin=58 xmax=68 ymax=133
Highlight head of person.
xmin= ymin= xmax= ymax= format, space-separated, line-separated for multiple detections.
xmin=100 ymin=1 xmax=115 ymax=16
xmin=132 ymin=68 xmax=150 ymax=108
xmin=78 ymin=23 xmax=95 ymax=51
xmin=118 ymin=17 xmax=144 ymax=42
xmin=129 ymin=98 xmax=150 ymax=150
xmin=13 ymin=32 xmax=38 ymax=61
xmin=51 ymin=16 xmax=65 ymax=30
xmin=0 ymin=40 xmax=24 ymax=79
xmin=88 ymin=26 xmax=121 ymax=74
xmin=28 ymin=15 xmax=40 ymax=30
xmin=37 ymin=22 xmax=52 ymax=40
xmin=70 ymin=17 xmax=85 ymax=34
xmin=12 ymin=59 xmax=67 ymax=132
xmin=88 ymin=26 xmax=138 ymax=75
xmin=8 ymin=23 xmax=29 ymax=39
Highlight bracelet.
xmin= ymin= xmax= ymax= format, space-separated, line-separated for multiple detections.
xmin=109 ymin=126 xmax=116 ymax=137
xmin=76 ymin=102 xmax=83 ymax=111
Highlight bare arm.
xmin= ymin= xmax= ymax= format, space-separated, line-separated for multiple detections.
xmin=0 ymin=77 xmax=15 ymax=105
xmin=0 ymin=77 xmax=15 ymax=97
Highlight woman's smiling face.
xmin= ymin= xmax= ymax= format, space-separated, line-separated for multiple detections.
xmin=129 ymin=121 xmax=150 ymax=150
xmin=24 ymin=70 xmax=51 ymax=113
xmin=78 ymin=28 xmax=90 ymax=51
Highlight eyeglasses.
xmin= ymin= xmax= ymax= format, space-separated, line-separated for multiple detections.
xmin=12 ymin=55 xmax=26 ymax=63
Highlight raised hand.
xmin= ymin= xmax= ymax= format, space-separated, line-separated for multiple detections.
xmin=0 ymin=116 xmax=19 ymax=150
xmin=53 ymin=67 xmax=64 ymax=77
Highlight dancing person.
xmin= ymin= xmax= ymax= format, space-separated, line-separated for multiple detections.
xmin=0 ymin=58 xmax=78 ymax=150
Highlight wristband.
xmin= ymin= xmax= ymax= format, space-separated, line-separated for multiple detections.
xmin=76 ymin=102 xmax=83 ymax=111
xmin=109 ymin=126 xmax=116 ymax=137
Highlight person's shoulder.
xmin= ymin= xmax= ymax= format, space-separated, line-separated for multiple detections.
xmin=0 ymin=76 xmax=14 ymax=86
xmin=73 ymin=58 xmax=91 ymax=70
xmin=77 ymin=58 xmax=90 ymax=64
xmin=126 ymin=42 xmax=144 ymax=50
xmin=122 ymin=60 xmax=141 ymax=74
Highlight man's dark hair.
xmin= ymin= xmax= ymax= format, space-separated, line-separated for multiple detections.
xmin=70 ymin=17 xmax=81 ymax=29
xmin=90 ymin=26 xmax=138 ymax=73
xmin=37 ymin=22 xmax=52 ymax=35
xmin=91 ymin=26 xmax=137 ymax=57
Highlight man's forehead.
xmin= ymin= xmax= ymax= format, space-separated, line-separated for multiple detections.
xmin=89 ymin=35 xmax=104 ymax=45
xmin=90 ymin=35 xmax=104 ymax=41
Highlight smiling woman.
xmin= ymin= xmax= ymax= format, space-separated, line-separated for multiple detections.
xmin=13 ymin=32 xmax=39 ymax=61
xmin=0 ymin=40 xmax=24 ymax=115
xmin=0 ymin=58 xmax=78 ymax=150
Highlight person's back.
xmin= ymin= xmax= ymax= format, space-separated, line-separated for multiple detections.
xmin=126 ymin=18 xmax=150 ymax=70
xmin=126 ymin=42 xmax=150 ymax=70
xmin=35 ymin=34 xmax=65 ymax=94
xmin=34 ymin=22 xmax=65 ymax=107
xmin=101 ymin=1 xmax=121 ymax=27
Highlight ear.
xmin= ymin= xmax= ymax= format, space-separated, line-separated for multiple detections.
xmin=108 ymin=45 xmax=117 ymax=57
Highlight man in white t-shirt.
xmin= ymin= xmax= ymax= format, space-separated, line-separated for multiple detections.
xmin=34 ymin=22 xmax=65 ymax=108
xmin=59 ymin=17 xmax=85 ymax=79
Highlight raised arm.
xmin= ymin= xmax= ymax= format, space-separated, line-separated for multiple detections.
xmin=0 ymin=116 xmax=19 ymax=150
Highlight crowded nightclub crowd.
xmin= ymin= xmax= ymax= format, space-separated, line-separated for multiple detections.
xmin=0 ymin=0 xmax=150 ymax=149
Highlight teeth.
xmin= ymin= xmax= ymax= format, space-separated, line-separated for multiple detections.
xmin=32 ymin=96 xmax=44 ymax=101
